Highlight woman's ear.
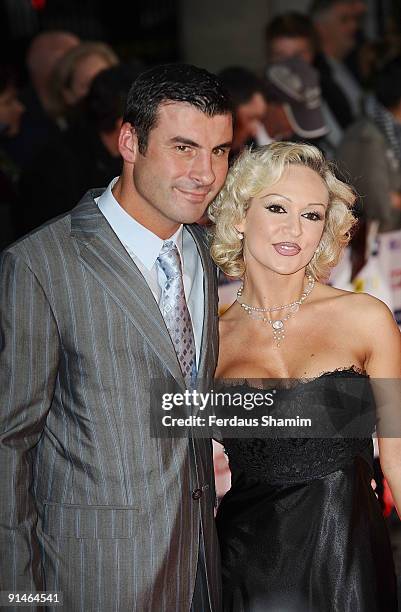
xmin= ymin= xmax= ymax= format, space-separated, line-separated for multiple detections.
xmin=118 ymin=122 xmax=138 ymax=165
xmin=234 ymin=218 xmax=246 ymax=234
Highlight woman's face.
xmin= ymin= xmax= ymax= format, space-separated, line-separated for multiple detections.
xmin=64 ymin=54 xmax=111 ymax=106
xmin=236 ymin=164 xmax=329 ymax=276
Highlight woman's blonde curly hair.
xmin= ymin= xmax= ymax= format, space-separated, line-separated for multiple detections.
xmin=208 ymin=141 xmax=357 ymax=281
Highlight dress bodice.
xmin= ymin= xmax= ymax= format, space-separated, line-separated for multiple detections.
xmin=220 ymin=367 xmax=375 ymax=485
xmin=216 ymin=367 xmax=397 ymax=612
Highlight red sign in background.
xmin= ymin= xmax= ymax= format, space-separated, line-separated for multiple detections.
xmin=31 ymin=0 xmax=46 ymax=10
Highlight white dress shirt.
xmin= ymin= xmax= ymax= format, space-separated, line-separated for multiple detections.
xmin=96 ymin=178 xmax=204 ymax=366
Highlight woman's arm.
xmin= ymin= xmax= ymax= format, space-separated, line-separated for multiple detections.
xmin=364 ymin=300 xmax=401 ymax=516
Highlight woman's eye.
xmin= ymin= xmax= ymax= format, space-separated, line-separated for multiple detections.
xmin=303 ymin=211 xmax=323 ymax=221
xmin=265 ymin=204 xmax=286 ymax=213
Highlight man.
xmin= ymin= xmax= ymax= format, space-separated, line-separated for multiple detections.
xmin=16 ymin=62 xmax=141 ymax=237
xmin=218 ymin=67 xmax=268 ymax=156
xmin=264 ymin=11 xmax=346 ymax=147
xmin=0 ymin=63 xmax=233 ymax=611
xmin=6 ymin=30 xmax=80 ymax=166
xmin=311 ymin=0 xmax=363 ymax=127
xmin=265 ymin=11 xmax=317 ymax=65
xmin=337 ymin=58 xmax=401 ymax=233
xmin=263 ymin=56 xmax=331 ymax=157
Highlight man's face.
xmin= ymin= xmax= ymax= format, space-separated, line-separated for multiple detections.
xmin=318 ymin=2 xmax=359 ymax=58
xmin=234 ymin=93 xmax=267 ymax=150
xmin=270 ymin=36 xmax=315 ymax=65
xmin=264 ymin=102 xmax=293 ymax=139
xmin=127 ymin=102 xmax=233 ymax=237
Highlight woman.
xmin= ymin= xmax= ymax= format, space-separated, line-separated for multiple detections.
xmin=49 ymin=42 xmax=119 ymax=128
xmin=209 ymin=142 xmax=401 ymax=611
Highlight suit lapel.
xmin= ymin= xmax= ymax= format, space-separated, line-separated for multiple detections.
xmin=70 ymin=192 xmax=186 ymax=389
xmin=186 ymin=224 xmax=218 ymax=383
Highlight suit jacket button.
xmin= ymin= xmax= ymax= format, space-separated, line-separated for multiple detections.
xmin=192 ymin=488 xmax=202 ymax=500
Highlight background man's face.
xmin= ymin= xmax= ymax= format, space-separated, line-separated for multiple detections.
xmin=130 ymin=102 xmax=233 ymax=235
xmin=317 ymin=2 xmax=359 ymax=58
xmin=270 ymin=36 xmax=315 ymax=65
xmin=234 ymin=93 xmax=267 ymax=150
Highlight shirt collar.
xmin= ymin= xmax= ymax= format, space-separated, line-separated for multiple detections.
xmin=97 ymin=177 xmax=184 ymax=271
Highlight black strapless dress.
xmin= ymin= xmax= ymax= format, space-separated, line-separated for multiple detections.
xmin=215 ymin=368 xmax=397 ymax=612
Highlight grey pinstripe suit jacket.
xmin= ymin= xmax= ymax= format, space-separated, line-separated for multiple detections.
xmin=0 ymin=190 xmax=221 ymax=612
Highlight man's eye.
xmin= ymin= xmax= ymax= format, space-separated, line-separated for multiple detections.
xmin=213 ymin=147 xmax=227 ymax=157
xmin=175 ymin=145 xmax=191 ymax=153
xmin=265 ymin=204 xmax=286 ymax=213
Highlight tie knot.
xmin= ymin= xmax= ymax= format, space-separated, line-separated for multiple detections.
xmin=157 ymin=241 xmax=182 ymax=281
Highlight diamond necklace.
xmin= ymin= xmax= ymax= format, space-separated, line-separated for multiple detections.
xmin=236 ymin=275 xmax=315 ymax=347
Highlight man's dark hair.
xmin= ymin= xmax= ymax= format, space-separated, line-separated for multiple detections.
xmin=265 ymin=12 xmax=318 ymax=50
xmin=87 ymin=62 xmax=144 ymax=133
xmin=373 ymin=57 xmax=401 ymax=109
xmin=123 ymin=63 xmax=233 ymax=154
xmin=310 ymin=0 xmax=353 ymax=20
xmin=218 ymin=67 xmax=265 ymax=110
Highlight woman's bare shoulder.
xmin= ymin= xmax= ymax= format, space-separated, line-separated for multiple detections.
xmin=316 ymin=284 xmax=393 ymax=322
xmin=331 ymin=289 xmax=394 ymax=324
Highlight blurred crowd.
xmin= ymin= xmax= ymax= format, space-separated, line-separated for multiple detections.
xmin=1 ymin=0 xmax=401 ymax=271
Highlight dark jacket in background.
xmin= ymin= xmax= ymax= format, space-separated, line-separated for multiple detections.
xmin=314 ymin=53 xmax=355 ymax=130
xmin=0 ymin=146 xmax=20 ymax=250
xmin=4 ymin=86 xmax=61 ymax=168
xmin=16 ymin=121 xmax=122 ymax=237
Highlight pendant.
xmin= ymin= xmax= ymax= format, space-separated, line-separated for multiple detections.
xmin=271 ymin=319 xmax=285 ymax=348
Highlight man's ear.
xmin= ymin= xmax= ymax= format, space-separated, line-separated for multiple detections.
xmin=118 ymin=122 xmax=138 ymax=164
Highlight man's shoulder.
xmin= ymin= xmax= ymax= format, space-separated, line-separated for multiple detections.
xmin=342 ymin=117 xmax=382 ymax=142
xmin=2 ymin=188 xmax=105 ymax=263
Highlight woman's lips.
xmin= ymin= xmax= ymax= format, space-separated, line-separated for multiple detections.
xmin=273 ymin=242 xmax=301 ymax=256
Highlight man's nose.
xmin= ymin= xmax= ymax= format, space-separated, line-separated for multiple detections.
xmin=189 ymin=152 xmax=215 ymax=186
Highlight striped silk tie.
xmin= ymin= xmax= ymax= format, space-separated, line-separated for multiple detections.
xmin=157 ymin=241 xmax=197 ymax=388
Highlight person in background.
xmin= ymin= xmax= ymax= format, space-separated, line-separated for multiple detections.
xmin=16 ymin=62 xmax=140 ymax=237
xmin=49 ymin=41 xmax=119 ymax=128
xmin=263 ymin=56 xmax=331 ymax=156
xmin=218 ymin=67 xmax=268 ymax=157
xmin=5 ymin=30 xmax=80 ymax=166
xmin=337 ymin=57 xmax=401 ymax=233
xmin=311 ymin=0 xmax=363 ymax=128
xmin=342 ymin=0 xmax=370 ymax=84
xmin=265 ymin=12 xmax=317 ymax=66
xmin=265 ymin=11 xmax=344 ymax=148
xmin=0 ymin=65 xmax=25 ymax=250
